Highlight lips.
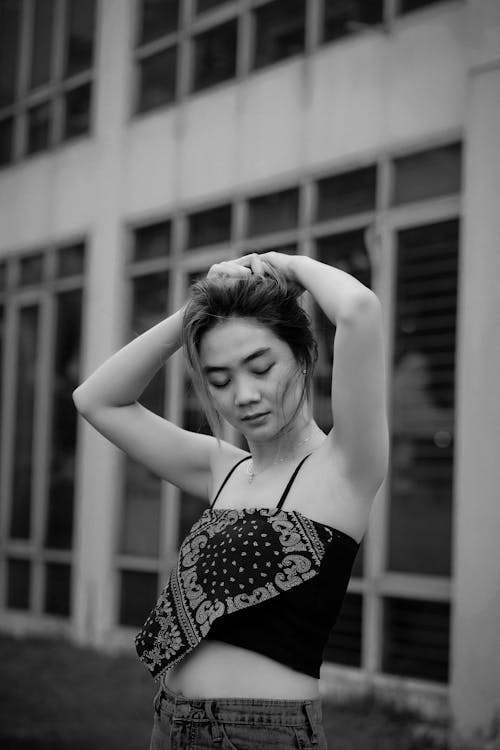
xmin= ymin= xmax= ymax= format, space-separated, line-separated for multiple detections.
xmin=241 ymin=412 xmax=269 ymax=422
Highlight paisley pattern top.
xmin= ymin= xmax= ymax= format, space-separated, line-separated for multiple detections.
xmin=135 ymin=505 xmax=338 ymax=681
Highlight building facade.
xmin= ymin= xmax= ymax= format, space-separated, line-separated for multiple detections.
xmin=1 ymin=1 xmax=499 ymax=747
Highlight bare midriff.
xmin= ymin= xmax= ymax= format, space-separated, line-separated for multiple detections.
xmin=162 ymin=639 xmax=320 ymax=700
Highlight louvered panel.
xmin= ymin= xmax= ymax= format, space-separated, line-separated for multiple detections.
xmin=388 ymin=219 xmax=458 ymax=578
xmin=323 ymin=593 xmax=362 ymax=668
xmin=383 ymin=598 xmax=450 ymax=683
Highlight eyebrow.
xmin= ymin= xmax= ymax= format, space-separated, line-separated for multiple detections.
xmin=203 ymin=347 xmax=271 ymax=374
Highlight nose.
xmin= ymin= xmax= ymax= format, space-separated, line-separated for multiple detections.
xmin=233 ymin=375 xmax=261 ymax=407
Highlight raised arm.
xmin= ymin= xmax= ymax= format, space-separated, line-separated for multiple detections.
xmin=72 ymin=305 xmax=228 ymax=499
xmin=244 ymin=251 xmax=389 ymax=498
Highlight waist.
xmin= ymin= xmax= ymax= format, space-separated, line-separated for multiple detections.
xmin=163 ymin=640 xmax=320 ymax=700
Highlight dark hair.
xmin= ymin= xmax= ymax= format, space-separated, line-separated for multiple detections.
xmin=182 ymin=263 xmax=318 ymax=437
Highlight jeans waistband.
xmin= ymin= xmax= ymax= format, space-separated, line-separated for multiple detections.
xmin=155 ymin=678 xmax=323 ymax=730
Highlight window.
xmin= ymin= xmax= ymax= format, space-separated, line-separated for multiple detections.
xmin=0 ymin=0 xmax=97 ymax=167
xmin=389 ymin=219 xmax=458 ymax=576
xmin=0 ymin=242 xmax=86 ymax=618
xmin=192 ymin=20 xmax=238 ymax=93
xmin=196 ymin=0 xmax=229 ymax=13
xmin=187 ymin=204 xmax=232 ymax=248
xmin=137 ymin=46 xmax=178 ymax=113
xmin=316 ymin=165 xmax=377 ymax=221
xmin=247 ymin=188 xmax=299 ymax=236
xmin=118 ymin=270 xmax=170 ymax=560
xmin=119 ymin=570 xmax=159 ymax=627
xmin=398 ymin=0 xmax=446 ymax=13
xmin=383 ymin=598 xmax=450 ymax=682
xmin=138 ymin=0 xmax=180 ymax=44
xmin=252 ymin=0 xmax=306 ymax=70
xmin=322 ymin=0 xmax=383 ymax=44
xmin=392 ymin=143 xmax=462 ymax=205
xmin=324 ymin=593 xmax=363 ymax=667
xmin=133 ymin=221 xmax=172 ymax=262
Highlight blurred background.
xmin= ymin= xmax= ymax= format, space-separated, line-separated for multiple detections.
xmin=0 ymin=1 xmax=499 ymax=748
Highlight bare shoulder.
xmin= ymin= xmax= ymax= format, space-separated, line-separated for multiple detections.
xmin=208 ymin=441 xmax=250 ymax=502
xmin=298 ymin=436 xmax=380 ymax=542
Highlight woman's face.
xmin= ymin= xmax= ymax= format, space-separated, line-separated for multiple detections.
xmin=199 ymin=317 xmax=305 ymax=440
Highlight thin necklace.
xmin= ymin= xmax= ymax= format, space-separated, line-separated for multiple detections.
xmin=246 ymin=426 xmax=315 ymax=483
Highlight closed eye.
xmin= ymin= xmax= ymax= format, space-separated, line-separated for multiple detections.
xmin=252 ymin=364 xmax=273 ymax=376
xmin=209 ymin=379 xmax=230 ymax=389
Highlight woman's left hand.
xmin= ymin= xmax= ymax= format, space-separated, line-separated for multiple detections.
xmin=238 ymin=251 xmax=305 ymax=293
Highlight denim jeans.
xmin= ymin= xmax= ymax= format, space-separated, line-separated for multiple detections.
xmin=149 ymin=680 xmax=328 ymax=749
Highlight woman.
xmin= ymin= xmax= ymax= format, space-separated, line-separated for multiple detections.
xmin=73 ymin=251 xmax=388 ymax=749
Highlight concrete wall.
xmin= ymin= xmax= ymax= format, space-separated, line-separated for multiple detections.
xmin=450 ymin=3 xmax=500 ymax=746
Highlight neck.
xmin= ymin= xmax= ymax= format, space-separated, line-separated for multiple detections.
xmin=247 ymin=409 xmax=322 ymax=472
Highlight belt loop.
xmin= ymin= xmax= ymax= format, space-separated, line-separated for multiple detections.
xmin=204 ymin=699 xmax=223 ymax=743
xmin=304 ymin=701 xmax=319 ymax=745
xmin=153 ymin=685 xmax=163 ymax=715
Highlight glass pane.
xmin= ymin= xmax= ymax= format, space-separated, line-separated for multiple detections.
xmin=388 ymin=220 xmax=458 ymax=576
xmin=197 ymin=0 xmax=229 ymax=12
xmin=119 ymin=570 xmax=158 ymax=627
xmin=64 ymin=0 xmax=96 ymax=77
xmin=323 ymin=0 xmax=383 ymax=43
xmin=130 ymin=273 xmax=168 ymax=409
xmin=56 ymin=243 xmax=85 ymax=277
xmin=178 ymin=398 xmax=211 ymax=543
xmin=139 ymin=0 xmax=180 ymax=44
xmin=314 ymin=229 xmax=371 ymax=433
xmin=192 ymin=20 xmax=237 ymax=93
xmin=20 ymin=253 xmax=44 ymax=285
xmin=63 ymin=83 xmax=92 ymax=139
xmin=119 ymin=273 xmax=169 ymax=556
xmin=383 ymin=597 xmax=450 ymax=683
xmin=10 ymin=305 xmax=39 ymax=539
xmin=247 ymin=188 xmax=299 ymax=236
xmin=187 ymin=204 xmax=231 ymax=248
xmin=30 ymin=0 xmax=55 ymax=89
xmin=399 ymin=0 xmax=443 ymax=13
xmin=0 ymin=117 xmax=14 ymax=167
xmin=392 ymin=143 xmax=462 ymax=206
xmin=27 ymin=101 xmax=51 ymax=155
xmin=138 ymin=47 xmax=177 ymax=113
xmin=7 ymin=558 xmax=31 ymax=610
xmin=133 ymin=221 xmax=171 ymax=261
xmin=0 ymin=0 xmax=21 ymax=106
xmin=44 ymin=562 xmax=71 ymax=616
xmin=0 ymin=305 xmax=4 ymax=439
xmin=46 ymin=290 xmax=82 ymax=549
xmin=120 ymin=459 xmax=162 ymax=556
xmin=323 ymin=593 xmax=362 ymax=667
xmin=253 ymin=0 xmax=305 ymax=70
xmin=317 ymin=165 xmax=377 ymax=221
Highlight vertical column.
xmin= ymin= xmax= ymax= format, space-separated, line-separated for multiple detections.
xmin=450 ymin=1 xmax=500 ymax=745
xmin=72 ymin=1 xmax=134 ymax=646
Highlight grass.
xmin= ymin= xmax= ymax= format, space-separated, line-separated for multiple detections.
xmin=0 ymin=633 xmax=450 ymax=750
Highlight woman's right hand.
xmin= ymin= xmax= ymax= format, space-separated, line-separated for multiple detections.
xmin=206 ymin=257 xmax=253 ymax=281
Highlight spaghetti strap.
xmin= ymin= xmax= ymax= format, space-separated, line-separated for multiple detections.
xmin=210 ymin=456 xmax=251 ymax=509
xmin=277 ymin=453 xmax=313 ymax=510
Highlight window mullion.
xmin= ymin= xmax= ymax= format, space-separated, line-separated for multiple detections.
xmin=32 ymin=290 xmax=54 ymax=561
xmin=51 ymin=0 xmax=66 ymax=144
xmin=0 ymin=300 xmax=18 ymax=549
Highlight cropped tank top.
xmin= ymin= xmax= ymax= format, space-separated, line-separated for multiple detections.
xmin=135 ymin=454 xmax=360 ymax=682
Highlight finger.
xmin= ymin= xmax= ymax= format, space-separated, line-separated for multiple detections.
xmin=207 ymin=262 xmax=251 ymax=279
xmin=249 ymin=253 xmax=266 ymax=275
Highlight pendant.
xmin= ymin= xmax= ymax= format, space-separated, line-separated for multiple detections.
xmin=246 ymin=463 xmax=255 ymax=483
